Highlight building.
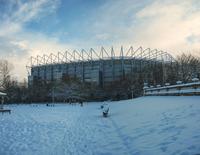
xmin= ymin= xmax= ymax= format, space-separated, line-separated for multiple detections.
xmin=27 ymin=46 xmax=175 ymax=87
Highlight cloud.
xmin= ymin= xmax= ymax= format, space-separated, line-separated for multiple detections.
xmin=1 ymin=32 xmax=73 ymax=81
xmin=0 ymin=0 xmax=65 ymax=81
xmin=0 ymin=0 xmax=60 ymax=36
xmin=133 ymin=0 xmax=200 ymax=54
xmin=86 ymin=0 xmax=200 ymax=56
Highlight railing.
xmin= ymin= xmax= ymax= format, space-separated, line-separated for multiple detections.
xmin=144 ymin=81 xmax=200 ymax=96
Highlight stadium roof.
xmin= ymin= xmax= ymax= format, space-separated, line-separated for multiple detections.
xmin=27 ymin=46 xmax=175 ymax=68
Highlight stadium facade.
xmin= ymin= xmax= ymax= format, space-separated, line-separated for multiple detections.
xmin=27 ymin=46 xmax=175 ymax=86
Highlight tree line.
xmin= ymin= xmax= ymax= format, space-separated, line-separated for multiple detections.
xmin=1 ymin=53 xmax=200 ymax=103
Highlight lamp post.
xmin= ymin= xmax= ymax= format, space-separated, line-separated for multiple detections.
xmin=52 ymin=86 xmax=55 ymax=103
xmin=131 ymin=86 xmax=134 ymax=99
xmin=0 ymin=92 xmax=6 ymax=110
xmin=0 ymin=96 xmax=3 ymax=109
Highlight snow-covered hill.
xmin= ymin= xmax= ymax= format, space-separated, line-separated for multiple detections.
xmin=0 ymin=96 xmax=200 ymax=155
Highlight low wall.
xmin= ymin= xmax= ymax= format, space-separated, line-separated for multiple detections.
xmin=144 ymin=82 xmax=200 ymax=96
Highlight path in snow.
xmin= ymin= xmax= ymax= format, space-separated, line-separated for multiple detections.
xmin=0 ymin=96 xmax=200 ymax=155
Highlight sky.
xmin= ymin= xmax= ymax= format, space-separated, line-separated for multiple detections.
xmin=0 ymin=0 xmax=200 ymax=81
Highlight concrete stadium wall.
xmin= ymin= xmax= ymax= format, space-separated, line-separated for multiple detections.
xmin=29 ymin=58 xmax=162 ymax=86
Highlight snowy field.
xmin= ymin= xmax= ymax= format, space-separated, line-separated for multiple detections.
xmin=0 ymin=96 xmax=200 ymax=155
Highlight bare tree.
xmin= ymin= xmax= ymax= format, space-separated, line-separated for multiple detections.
xmin=177 ymin=53 xmax=200 ymax=82
xmin=0 ymin=59 xmax=13 ymax=90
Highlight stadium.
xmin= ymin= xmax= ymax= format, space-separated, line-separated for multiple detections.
xmin=27 ymin=46 xmax=175 ymax=87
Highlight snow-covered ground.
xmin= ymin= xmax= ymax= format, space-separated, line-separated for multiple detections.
xmin=0 ymin=96 xmax=200 ymax=155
